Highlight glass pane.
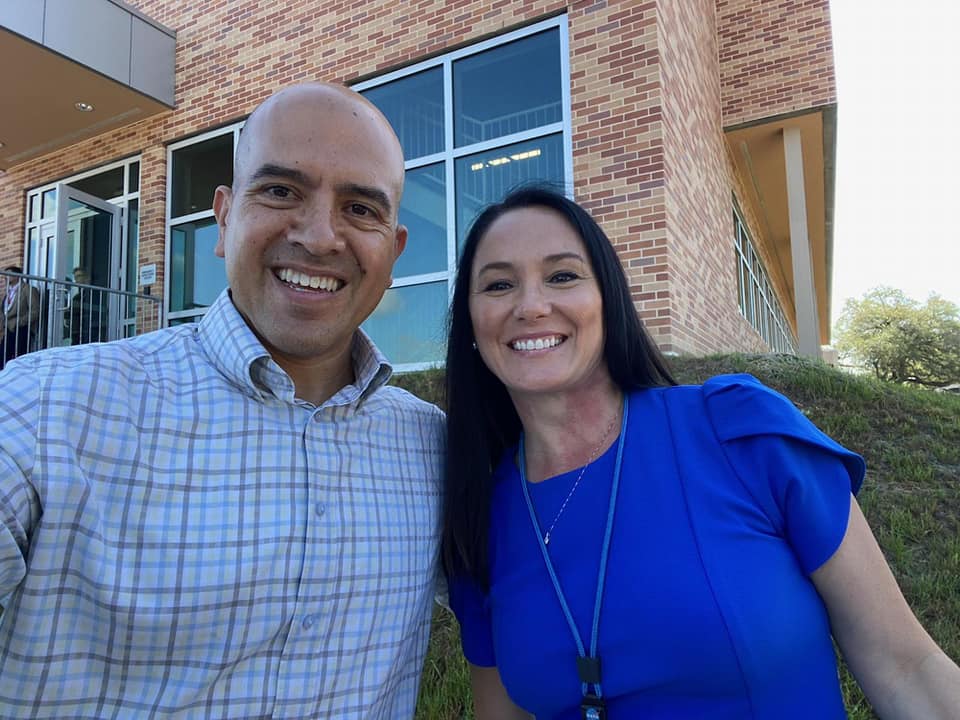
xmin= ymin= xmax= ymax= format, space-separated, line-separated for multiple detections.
xmin=42 ymin=189 xmax=57 ymax=220
xmin=455 ymin=133 xmax=564 ymax=249
xmin=26 ymin=227 xmax=39 ymax=275
xmin=169 ymin=316 xmax=199 ymax=326
xmin=363 ymin=67 xmax=443 ymax=160
xmin=169 ymin=218 xmax=227 ymax=312
xmin=362 ymin=281 xmax=447 ymax=365
xmin=65 ymin=198 xmax=114 ymax=287
xmin=29 ymin=193 xmax=40 ymax=223
xmin=129 ymin=161 xmax=140 ymax=193
xmin=396 ymin=164 xmax=446 ymax=277
xmin=70 ymin=167 xmax=124 ymax=200
xmin=454 ymin=29 xmax=562 ymax=147
xmin=171 ymin=133 xmax=234 ymax=217
xmin=125 ymin=199 xmax=140 ymax=316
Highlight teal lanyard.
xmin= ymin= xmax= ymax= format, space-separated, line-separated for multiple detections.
xmin=518 ymin=396 xmax=628 ymax=709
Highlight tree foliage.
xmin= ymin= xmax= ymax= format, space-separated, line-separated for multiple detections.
xmin=834 ymin=287 xmax=960 ymax=387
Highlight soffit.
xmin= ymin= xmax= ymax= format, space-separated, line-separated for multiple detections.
xmin=725 ymin=109 xmax=833 ymax=343
xmin=0 ymin=18 xmax=173 ymax=170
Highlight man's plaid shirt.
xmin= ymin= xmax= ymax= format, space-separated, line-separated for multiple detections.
xmin=0 ymin=290 xmax=444 ymax=719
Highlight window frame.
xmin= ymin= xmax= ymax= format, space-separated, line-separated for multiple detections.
xmin=353 ymin=15 xmax=573 ymax=371
xmin=25 ymin=157 xmax=141 ymax=279
xmin=24 ymin=157 xmax=143 ymax=331
xmin=164 ymin=124 xmax=242 ymax=325
xmin=733 ymin=206 xmax=797 ymax=354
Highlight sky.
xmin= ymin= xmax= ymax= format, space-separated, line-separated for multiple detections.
xmin=828 ymin=0 xmax=960 ymax=325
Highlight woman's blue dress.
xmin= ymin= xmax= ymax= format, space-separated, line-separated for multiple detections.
xmin=449 ymin=374 xmax=865 ymax=719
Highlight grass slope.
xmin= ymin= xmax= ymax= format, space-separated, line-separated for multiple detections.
xmin=392 ymin=355 xmax=960 ymax=719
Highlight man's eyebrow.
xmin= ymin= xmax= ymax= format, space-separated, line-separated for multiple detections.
xmin=247 ymin=163 xmax=312 ymax=186
xmin=244 ymin=167 xmax=395 ymax=216
xmin=335 ymin=182 xmax=393 ymax=217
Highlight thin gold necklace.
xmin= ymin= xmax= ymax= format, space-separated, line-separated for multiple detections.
xmin=541 ymin=410 xmax=619 ymax=546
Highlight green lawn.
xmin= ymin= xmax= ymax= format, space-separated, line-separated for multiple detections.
xmin=392 ymin=355 xmax=960 ymax=719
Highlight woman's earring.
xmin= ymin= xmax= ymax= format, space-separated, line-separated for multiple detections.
xmin=471 ymin=341 xmax=478 ymax=350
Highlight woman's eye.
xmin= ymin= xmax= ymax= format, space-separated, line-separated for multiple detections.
xmin=549 ymin=271 xmax=580 ymax=283
xmin=483 ymin=280 xmax=512 ymax=292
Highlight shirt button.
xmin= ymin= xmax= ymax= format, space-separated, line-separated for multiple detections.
xmin=315 ymin=502 xmax=326 ymax=517
xmin=302 ymin=614 xmax=316 ymax=630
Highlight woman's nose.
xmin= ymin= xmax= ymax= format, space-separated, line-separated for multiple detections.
xmin=513 ymin=285 xmax=550 ymax=321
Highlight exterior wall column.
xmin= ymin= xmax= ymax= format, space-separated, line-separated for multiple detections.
xmin=783 ymin=127 xmax=821 ymax=358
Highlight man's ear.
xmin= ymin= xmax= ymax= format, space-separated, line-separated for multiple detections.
xmin=393 ymin=223 xmax=408 ymax=260
xmin=212 ymin=185 xmax=232 ymax=258
xmin=386 ymin=224 xmax=408 ymax=288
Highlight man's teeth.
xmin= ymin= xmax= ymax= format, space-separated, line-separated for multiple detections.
xmin=277 ymin=268 xmax=342 ymax=291
xmin=512 ymin=336 xmax=564 ymax=351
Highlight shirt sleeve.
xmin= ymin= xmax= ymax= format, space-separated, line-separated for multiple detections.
xmin=703 ymin=374 xmax=866 ymax=575
xmin=0 ymin=361 xmax=42 ymax=595
xmin=447 ymin=570 xmax=497 ymax=667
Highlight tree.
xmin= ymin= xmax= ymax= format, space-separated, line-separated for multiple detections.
xmin=833 ymin=287 xmax=960 ymax=387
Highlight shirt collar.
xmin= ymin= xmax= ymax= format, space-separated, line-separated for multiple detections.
xmin=197 ymin=289 xmax=393 ymax=408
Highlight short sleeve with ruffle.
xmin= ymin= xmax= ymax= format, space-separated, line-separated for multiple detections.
xmin=703 ymin=374 xmax=866 ymax=574
xmin=447 ymin=571 xmax=496 ymax=666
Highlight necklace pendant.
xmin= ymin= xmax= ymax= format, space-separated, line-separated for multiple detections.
xmin=544 ymin=532 xmax=551 ymax=546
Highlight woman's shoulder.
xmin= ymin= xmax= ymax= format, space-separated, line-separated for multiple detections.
xmin=632 ymin=373 xmax=827 ymax=444
xmin=639 ymin=374 xmax=864 ymax=479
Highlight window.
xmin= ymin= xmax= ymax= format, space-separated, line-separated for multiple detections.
xmin=734 ymin=208 xmax=796 ymax=353
xmin=162 ymin=18 xmax=570 ymax=366
xmin=356 ymin=16 xmax=571 ymax=369
xmin=165 ymin=127 xmax=237 ymax=324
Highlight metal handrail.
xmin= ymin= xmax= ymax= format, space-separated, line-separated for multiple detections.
xmin=1 ymin=270 xmax=161 ymax=366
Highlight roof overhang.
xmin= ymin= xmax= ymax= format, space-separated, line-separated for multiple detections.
xmin=0 ymin=0 xmax=175 ymax=170
xmin=725 ymin=106 xmax=837 ymax=345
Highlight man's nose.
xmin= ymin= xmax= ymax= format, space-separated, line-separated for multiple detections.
xmin=289 ymin=200 xmax=346 ymax=254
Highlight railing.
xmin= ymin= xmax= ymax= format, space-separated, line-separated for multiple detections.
xmin=1 ymin=270 xmax=161 ymax=368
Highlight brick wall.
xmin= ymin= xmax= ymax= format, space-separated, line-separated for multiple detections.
xmin=658 ymin=0 xmax=740 ymax=354
xmin=718 ymin=0 xmax=836 ymax=127
xmin=567 ymin=2 xmax=670 ymax=350
xmin=0 ymin=0 xmax=833 ymax=355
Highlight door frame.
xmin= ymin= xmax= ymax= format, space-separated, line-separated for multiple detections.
xmin=49 ymin=184 xmax=123 ymax=346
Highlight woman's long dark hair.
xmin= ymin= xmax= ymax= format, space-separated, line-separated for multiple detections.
xmin=442 ymin=185 xmax=676 ymax=589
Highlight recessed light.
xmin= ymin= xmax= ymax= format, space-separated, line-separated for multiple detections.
xmin=75 ymin=102 xmax=95 ymax=112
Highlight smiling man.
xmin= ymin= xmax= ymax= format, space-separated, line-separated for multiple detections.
xmin=0 ymin=83 xmax=444 ymax=719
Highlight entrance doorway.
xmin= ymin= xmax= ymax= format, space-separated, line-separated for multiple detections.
xmin=24 ymin=158 xmax=140 ymax=347
xmin=26 ymin=185 xmax=121 ymax=348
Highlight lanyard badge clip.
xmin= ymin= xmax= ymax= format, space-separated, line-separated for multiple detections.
xmin=580 ymin=692 xmax=606 ymax=719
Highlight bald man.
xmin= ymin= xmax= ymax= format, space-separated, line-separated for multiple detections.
xmin=0 ymin=83 xmax=444 ymax=719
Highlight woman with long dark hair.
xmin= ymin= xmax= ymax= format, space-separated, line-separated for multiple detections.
xmin=443 ymin=186 xmax=960 ymax=719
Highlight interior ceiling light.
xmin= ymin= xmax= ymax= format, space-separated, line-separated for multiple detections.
xmin=470 ymin=147 xmax=542 ymax=172
xmin=75 ymin=102 xmax=95 ymax=112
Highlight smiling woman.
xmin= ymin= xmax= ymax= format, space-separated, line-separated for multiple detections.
xmin=468 ymin=205 xmax=606 ymax=401
xmin=441 ymin=185 xmax=960 ymax=719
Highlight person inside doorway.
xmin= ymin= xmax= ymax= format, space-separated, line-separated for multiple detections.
xmin=1 ymin=265 xmax=40 ymax=368
xmin=67 ymin=266 xmax=104 ymax=345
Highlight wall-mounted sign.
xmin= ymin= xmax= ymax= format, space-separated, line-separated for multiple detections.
xmin=139 ymin=263 xmax=157 ymax=286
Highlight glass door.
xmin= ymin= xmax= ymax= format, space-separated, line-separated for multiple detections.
xmin=49 ymin=185 xmax=122 ymax=347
